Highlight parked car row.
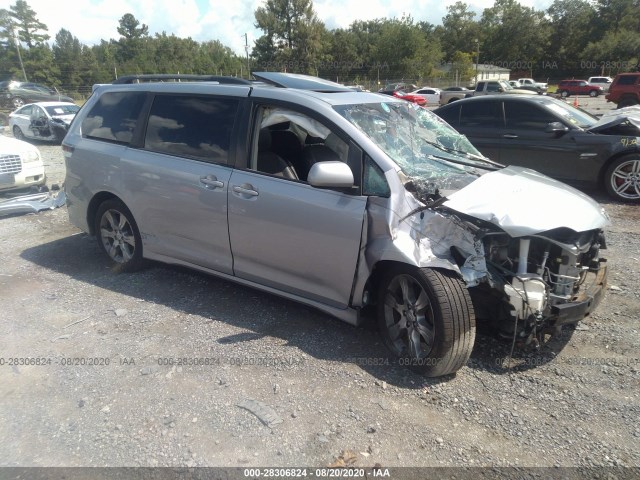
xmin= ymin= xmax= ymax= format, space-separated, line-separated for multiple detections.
xmin=1 ymin=80 xmax=75 ymax=109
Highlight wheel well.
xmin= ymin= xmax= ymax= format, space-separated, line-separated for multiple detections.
xmin=364 ymin=260 xmax=463 ymax=306
xmin=87 ymin=192 xmax=119 ymax=235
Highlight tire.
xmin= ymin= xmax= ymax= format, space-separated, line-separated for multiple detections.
xmin=12 ymin=126 xmax=25 ymax=141
xmin=11 ymin=96 xmax=25 ymax=108
xmin=604 ymin=155 xmax=640 ymax=202
xmin=560 ymin=90 xmax=569 ymax=98
xmin=589 ymin=90 xmax=598 ymax=97
xmin=377 ymin=266 xmax=476 ymax=377
xmin=95 ymin=199 xmax=145 ymax=272
xmin=617 ymin=97 xmax=639 ymax=109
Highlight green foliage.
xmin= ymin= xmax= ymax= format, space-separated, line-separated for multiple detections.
xmin=0 ymin=0 xmax=639 ymax=95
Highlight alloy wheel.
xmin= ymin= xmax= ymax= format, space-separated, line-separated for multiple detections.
xmin=99 ymin=209 xmax=136 ymax=263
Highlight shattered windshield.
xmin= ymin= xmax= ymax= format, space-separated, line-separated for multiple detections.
xmin=335 ymin=101 xmax=499 ymax=195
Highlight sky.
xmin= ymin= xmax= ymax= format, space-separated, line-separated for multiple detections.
xmin=1 ymin=0 xmax=552 ymax=55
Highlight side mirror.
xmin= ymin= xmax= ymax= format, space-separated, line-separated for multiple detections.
xmin=308 ymin=161 xmax=354 ymax=188
xmin=545 ymin=122 xmax=569 ymax=134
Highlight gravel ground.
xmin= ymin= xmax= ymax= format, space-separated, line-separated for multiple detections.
xmin=1 ymin=120 xmax=639 ymax=477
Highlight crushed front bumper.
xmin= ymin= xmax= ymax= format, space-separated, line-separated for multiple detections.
xmin=551 ymin=259 xmax=608 ymax=326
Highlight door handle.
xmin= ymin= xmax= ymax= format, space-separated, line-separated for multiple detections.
xmin=200 ymin=175 xmax=224 ymax=189
xmin=232 ymin=185 xmax=259 ymax=197
xmin=503 ymin=134 xmax=518 ymax=139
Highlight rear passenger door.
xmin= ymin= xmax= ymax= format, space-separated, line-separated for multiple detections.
xmin=121 ymin=93 xmax=240 ymax=274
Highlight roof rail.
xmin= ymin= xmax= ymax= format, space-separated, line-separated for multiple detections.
xmin=112 ymin=74 xmax=253 ymax=85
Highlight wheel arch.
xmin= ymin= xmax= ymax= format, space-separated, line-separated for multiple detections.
xmin=362 ymin=259 xmax=464 ymax=309
xmin=87 ymin=191 xmax=121 ymax=236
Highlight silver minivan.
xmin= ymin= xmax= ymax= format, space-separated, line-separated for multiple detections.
xmin=63 ymin=73 xmax=609 ymax=376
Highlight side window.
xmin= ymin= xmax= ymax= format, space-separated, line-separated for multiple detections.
xmin=435 ymin=104 xmax=460 ymax=127
xmin=363 ymin=156 xmax=390 ymax=197
xmin=18 ymin=105 xmax=32 ymax=116
xmin=505 ymin=101 xmax=557 ymax=130
xmin=486 ymin=82 xmax=500 ymax=92
xmin=460 ymin=101 xmax=502 ymax=128
xmin=82 ymin=91 xmax=146 ymax=145
xmin=144 ymin=95 xmax=238 ymax=163
xmin=251 ymin=106 xmax=354 ymax=186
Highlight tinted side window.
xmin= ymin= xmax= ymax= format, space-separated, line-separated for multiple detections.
xmin=82 ymin=91 xmax=146 ymax=145
xmin=617 ymin=75 xmax=639 ymax=85
xmin=436 ymin=104 xmax=461 ymax=127
xmin=460 ymin=101 xmax=502 ymax=127
xmin=144 ymin=95 xmax=238 ymax=163
xmin=505 ymin=101 xmax=556 ymax=129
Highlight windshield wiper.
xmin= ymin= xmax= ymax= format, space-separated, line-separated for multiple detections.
xmin=421 ymin=139 xmax=503 ymax=168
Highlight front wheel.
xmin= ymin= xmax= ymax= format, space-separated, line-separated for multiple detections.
xmin=604 ymin=155 xmax=640 ymax=202
xmin=13 ymin=126 xmax=25 ymax=141
xmin=95 ymin=199 xmax=145 ymax=272
xmin=377 ymin=266 xmax=476 ymax=377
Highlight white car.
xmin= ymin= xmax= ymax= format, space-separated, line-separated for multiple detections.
xmin=9 ymin=101 xmax=79 ymax=143
xmin=588 ymin=76 xmax=613 ymax=92
xmin=409 ymin=87 xmax=441 ymax=105
xmin=0 ymin=134 xmax=46 ymax=192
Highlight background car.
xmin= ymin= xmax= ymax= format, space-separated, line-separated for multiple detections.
xmin=9 ymin=102 xmax=80 ymax=143
xmin=556 ymin=79 xmax=603 ymax=97
xmin=409 ymin=87 xmax=441 ymax=105
xmin=439 ymin=86 xmax=472 ymax=105
xmin=588 ymin=76 xmax=613 ymax=92
xmin=390 ymin=90 xmax=427 ymax=106
xmin=0 ymin=134 xmax=46 ymax=192
xmin=0 ymin=81 xmax=75 ymax=109
xmin=434 ymin=95 xmax=640 ymax=202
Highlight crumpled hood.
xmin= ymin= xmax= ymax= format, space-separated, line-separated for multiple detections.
xmin=443 ymin=166 xmax=609 ymax=237
xmin=587 ymin=106 xmax=640 ymax=133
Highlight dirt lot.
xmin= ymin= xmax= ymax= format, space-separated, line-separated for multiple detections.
xmin=1 ymin=126 xmax=639 ymax=477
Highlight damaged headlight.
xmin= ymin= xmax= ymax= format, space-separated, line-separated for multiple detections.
xmin=21 ymin=150 xmax=40 ymax=163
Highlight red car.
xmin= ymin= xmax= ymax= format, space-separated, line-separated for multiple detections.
xmin=556 ymin=79 xmax=603 ymax=98
xmin=392 ymin=90 xmax=427 ymax=106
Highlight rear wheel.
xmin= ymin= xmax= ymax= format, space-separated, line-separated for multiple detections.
xmin=589 ymin=90 xmax=598 ymax=97
xmin=11 ymin=96 xmax=25 ymax=108
xmin=95 ymin=199 xmax=145 ymax=272
xmin=617 ymin=97 xmax=639 ymax=109
xmin=560 ymin=90 xmax=569 ymax=98
xmin=377 ymin=266 xmax=476 ymax=377
xmin=604 ymin=155 xmax=640 ymax=202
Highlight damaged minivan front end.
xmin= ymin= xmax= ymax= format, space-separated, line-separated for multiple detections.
xmin=339 ymin=100 xmax=608 ymax=372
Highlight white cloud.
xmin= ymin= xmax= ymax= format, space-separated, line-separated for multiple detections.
xmin=0 ymin=0 xmax=554 ymax=55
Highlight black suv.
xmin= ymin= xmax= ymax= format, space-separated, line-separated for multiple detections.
xmin=0 ymin=80 xmax=74 ymax=109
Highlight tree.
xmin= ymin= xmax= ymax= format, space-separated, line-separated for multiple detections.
xmin=53 ymin=28 xmax=82 ymax=91
xmin=436 ymin=2 xmax=480 ymax=61
xmin=479 ymin=0 xmax=551 ymax=71
xmin=253 ymin=0 xmax=326 ymax=73
xmin=116 ymin=13 xmax=149 ymax=63
xmin=9 ymin=0 xmax=49 ymax=48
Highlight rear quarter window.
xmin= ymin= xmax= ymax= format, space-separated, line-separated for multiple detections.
xmin=82 ymin=91 xmax=147 ymax=145
xmin=144 ymin=94 xmax=239 ymax=164
xmin=616 ymin=75 xmax=640 ymax=86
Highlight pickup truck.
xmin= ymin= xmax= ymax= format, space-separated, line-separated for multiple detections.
xmin=470 ymin=80 xmax=537 ymax=97
xmin=438 ymin=86 xmax=472 ymax=105
xmin=516 ymin=78 xmax=548 ymax=92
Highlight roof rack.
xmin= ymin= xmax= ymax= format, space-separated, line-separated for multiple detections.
xmin=112 ymin=74 xmax=253 ymax=85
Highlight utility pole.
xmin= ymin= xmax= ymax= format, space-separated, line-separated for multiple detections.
xmin=244 ymin=33 xmax=250 ymax=78
xmin=474 ymin=39 xmax=480 ymax=86
xmin=13 ymin=29 xmax=27 ymax=82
